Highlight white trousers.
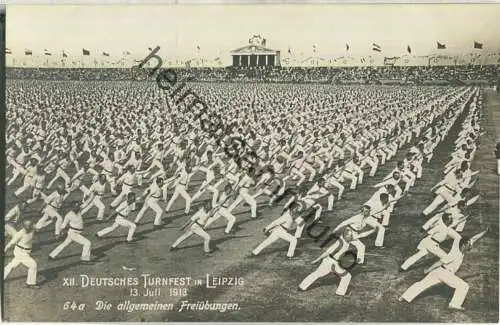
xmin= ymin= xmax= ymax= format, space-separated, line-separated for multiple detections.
xmin=299 ymin=257 xmax=352 ymax=295
xmin=360 ymin=156 xmax=378 ymax=177
xmin=252 ymin=227 xmax=297 ymax=258
xmin=4 ymin=246 xmax=37 ymax=285
xmin=134 ymin=197 xmax=163 ymax=225
xmin=327 ymin=177 xmax=345 ymax=200
xmin=401 ymin=237 xmax=448 ymax=270
xmin=204 ymin=207 xmax=236 ymax=233
xmin=401 ymin=267 xmax=469 ymax=309
xmin=172 ymin=223 xmax=211 ymax=252
xmin=341 ymin=171 xmax=358 ymax=190
xmin=111 ymin=184 xmax=133 ymax=207
xmin=166 ymin=184 xmax=192 ymax=213
xmin=36 ymin=206 xmax=63 ymax=236
xmin=423 ymin=186 xmax=454 ymax=215
xmin=97 ymin=216 xmax=137 ymax=241
xmin=47 ymin=168 xmax=70 ymax=189
xmin=81 ymin=196 xmax=106 ymax=220
xmin=49 ymin=229 xmax=91 ymax=261
xmin=229 ymin=189 xmax=257 ymax=219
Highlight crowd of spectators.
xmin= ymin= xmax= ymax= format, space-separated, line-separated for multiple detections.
xmin=5 ymin=64 xmax=499 ymax=85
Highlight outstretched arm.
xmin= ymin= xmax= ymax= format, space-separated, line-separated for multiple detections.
xmin=311 ymin=241 xmax=340 ymax=264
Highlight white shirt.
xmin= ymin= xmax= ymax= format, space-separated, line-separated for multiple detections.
xmin=147 ymin=182 xmax=162 ymax=199
xmin=440 ymin=250 xmax=464 ymax=274
xmin=116 ymin=201 xmax=133 ymax=218
xmin=325 ymin=238 xmax=350 ymax=261
xmin=190 ymin=207 xmax=210 ymax=226
xmin=45 ymin=191 xmax=63 ymax=209
xmin=61 ymin=211 xmax=84 ymax=231
xmin=88 ymin=181 xmax=107 ymax=196
xmin=7 ymin=228 xmax=34 ymax=250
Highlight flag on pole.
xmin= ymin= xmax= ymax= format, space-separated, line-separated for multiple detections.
xmin=288 ymin=47 xmax=292 ymax=55
xmin=262 ymin=38 xmax=266 ymax=46
xmin=474 ymin=41 xmax=483 ymax=49
xmin=346 ymin=43 xmax=350 ymax=51
xmin=123 ymin=51 xmax=131 ymax=55
xmin=313 ymin=45 xmax=317 ymax=53
xmin=372 ymin=43 xmax=381 ymax=52
xmin=6 ymin=48 xmax=11 ymax=54
xmin=82 ymin=48 xmax=90 ymax=55
xmin=103 ymin=52 xmax=110 ymax=56
xmin=44 ymin=49 xmax=52 ymax=56
xmin=25 ymin=49 xmax=32 ymax=56
xmin=437 ymin=42 xmax=446 ymax=49
xmin=62 ymin=50 xmax=68 ymax=58
xmin=407 ymin=45 xmax=411 ymax=54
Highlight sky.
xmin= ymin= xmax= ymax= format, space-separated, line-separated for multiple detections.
xmin=5 ymin=3 xmax=500 ymax=66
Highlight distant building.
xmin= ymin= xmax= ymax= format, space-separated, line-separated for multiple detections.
xmin=230 ymin=36 xmax=281 ymax=67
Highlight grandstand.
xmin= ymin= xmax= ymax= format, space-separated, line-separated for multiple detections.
xmin=5 ymin=65 xmax=499 ymax=86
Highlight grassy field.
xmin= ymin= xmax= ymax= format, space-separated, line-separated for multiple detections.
xmin=2 ymin=86 xmax=498 ymax=322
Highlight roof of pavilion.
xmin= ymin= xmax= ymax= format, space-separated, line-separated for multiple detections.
xmin=230 ymin=45 xmax=278 ymax=55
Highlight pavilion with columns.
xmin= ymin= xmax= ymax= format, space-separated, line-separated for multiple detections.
xmin=230 ymin=35 xmax=281 ymax=68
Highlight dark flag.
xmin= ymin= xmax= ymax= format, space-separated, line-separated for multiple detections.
xmin=123 ymin=51 xmax=131 ymax=55
xmin=25 ymin=49 xmax=32 ymax=55
xmin=103 ymin=52 xmax=110 ymax=56
xmin=372 ymin=43 xmax=381 ymax=52
xmin=197 ymin=45 xmax=201 ymax=51
xmin=313 ymin=45 xmax=317 ymax=53
xmin=474 ymin=41 xmax=483 ymax=49
xmin=6 ymin=48 xmax=11 ymax=54
xmin=262 ymin=38 xmax=266 ymax=46
xmin=288 ymin=47 xmax=292 ymax=55
xmin=82 ymin=48 xmax=90 ymax=55
xmin=44 ymin=49 xmax=52 ymax=56
xmin=407 ymin=45 xmax=411 ymax=54
xmin=148 ymin=47 xmax=153 ymax=51
xmin=346 ymin=43 xmax=350 ymax=51
xmin=437 ymin=42 xmax=446 ymax=49
xmin=62 ymin=51 xmax=68 ymax=58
